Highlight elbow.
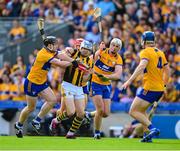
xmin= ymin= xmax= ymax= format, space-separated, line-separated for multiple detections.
xmin=112 ymin=75 xmax=121 ymax=80
xmin=139 ymin=65 xmax=146 ymax=72
xmin=115 ymin=76 xmax=120 ymax=80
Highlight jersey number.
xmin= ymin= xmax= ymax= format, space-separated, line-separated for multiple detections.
xmin=157 ymin=57 xmax=162 ymax=69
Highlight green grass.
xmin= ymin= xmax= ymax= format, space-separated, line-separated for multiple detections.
xmin=0 ymin=136 xmax=180 ymax=151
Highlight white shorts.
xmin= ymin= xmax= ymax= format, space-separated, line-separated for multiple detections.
xmin=61 ymin=81 xmax=85 ymax=100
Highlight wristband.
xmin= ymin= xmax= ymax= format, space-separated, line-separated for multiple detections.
xmin=72 ymin=60 xmax=78 ymax=68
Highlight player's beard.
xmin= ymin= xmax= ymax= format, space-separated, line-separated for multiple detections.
xmin=80 ymin=50 xmax=89 ymax=57
xmin=110 ymin=48 xmax=117 ymax=55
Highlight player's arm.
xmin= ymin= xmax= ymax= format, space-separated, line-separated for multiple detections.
xmin=104 ymin=65 xmax=122 ymax=80
xmin=57 ymin=51 xmax=74 ymax=62
xmin=162 ymin=52 xmax=170 ymax=86
xmin=82 ymin=68 xmax=93 ymax=83
xmin=163 ymin=64 xmax=170 ymax=86
xmin=129 ymin=59 xmax=148 ymax=82
xmin=50 ymin=58 xmax=78 ymax=69
xmin=121 ymin=59 xmax=148 ymax=89
xmin=93 ymin=41 xmax=106 ymax=61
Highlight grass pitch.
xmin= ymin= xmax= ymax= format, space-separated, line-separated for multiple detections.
xmin=0 ymin=136 xmax=180 ymax=151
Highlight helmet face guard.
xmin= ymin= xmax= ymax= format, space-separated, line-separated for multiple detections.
xmin=80 ymin=40 xmax=93 ymax=52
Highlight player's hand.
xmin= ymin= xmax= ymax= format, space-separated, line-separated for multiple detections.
xmin=99 ymin=41 xmax=106 ymax=50
xmin=65 ymin=47 xmax=74 ymax=57
xmin=164 ymin=85 xmax=167 ymax=91
xmin=95 ymin=72 xmax=109 ymax=82
xmin=121 ymin=80 xmax=131 ymax=90
xmin=71 ymin=59 xmax=79 ymax=68
xmin=78 ymin=62 xmax=90 ymax=72
xmin=86 ymin=68 xmax=93 ymax=74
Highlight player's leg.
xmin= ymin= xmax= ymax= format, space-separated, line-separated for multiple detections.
xmin=15 ymin=95 xmax=37 ymax=137
xmin=56 ymin=96 xmax=66 ymax=118
xmin=83 ymin=87 xmax=96 ymax=120
xmin=57 ymin=88 xmax=75 ymax=121
xmin=92 ymin=82 xmax=104 ymax=139
xmin=31 ymin=87 xmax=57 ymax=132
xmin=129 ymin=96 xmax=151 ymax=127
xmin=50 ymin=97 xmax=75 ymax=132
xmin=102 ymin=84 xmax=111 ymax=118
xmin=15 ymin=79 xmax=39 ymax=138
xmin=129 ymin=124 xmax=143 ymax=138
xmin=93 ymin=95 xmax=104 ymax=139
xmin=50 ymin=84 xmax=76 ymax=132
xmin=102 ymin=99 xmax=110 ymax=118
xmin=129 ymin=96 xmax=160 ymax=142
xmin=66 ymin=97 xmax=85 ymax=138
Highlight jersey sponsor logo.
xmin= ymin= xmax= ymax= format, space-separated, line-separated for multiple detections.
xmin=95 ymin=60 xmax=115 ymax=72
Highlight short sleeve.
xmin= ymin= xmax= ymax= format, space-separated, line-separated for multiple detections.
xmin=139 ymin=50 xmax=150 ymax=61
xmin=116 ymin=55 xmax=123 ymax=65
xmin=162 ymin=52 xmax=168 ymax=66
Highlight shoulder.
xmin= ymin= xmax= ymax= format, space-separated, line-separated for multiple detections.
xmin=140 ymin=48 xmax=150 ymax=55
xmin=116 ymin=54 xmax=123 ymax=65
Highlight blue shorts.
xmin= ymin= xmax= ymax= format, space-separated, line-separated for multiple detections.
xmin=83 ymin=85 xmax=89 ymax=95
xmin=137 ymin=89 xmax=163 ymax=103
xmin=24 ymin=78 xmax=49 ymax=97
xmin=91 ymin=82 xmax=112 ymax=99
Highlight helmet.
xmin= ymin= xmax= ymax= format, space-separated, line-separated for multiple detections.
xmin=110 ymin=38 xmax=122 ymax=49
xmin=74 ymin=38 xmax=84 ymax=46
xmin=141 ymin=31 xmax=155 ymax=45
xmin=43 ymin=36 xmax=57 ymax=46
xmin=80 ymin=40 xmax=93 ymax=51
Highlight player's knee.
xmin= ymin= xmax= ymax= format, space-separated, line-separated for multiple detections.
xmin=97 ymin=109 xmax=104 ymax=116
xmin=27 ymin=106 xmax=36 ymax=113
xmin=129 ymin=108 xmax=135 ymax=117
xmin=76 ymin=111 xmax=84 ymax=119
xmin=49 ymin=97 xmax=57 ymax=104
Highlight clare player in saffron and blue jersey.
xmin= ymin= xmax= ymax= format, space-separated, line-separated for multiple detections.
xmin=92 ymin=38 xmax=123 ymax=139
xmin=14 ymin=36 xmax=78 ymax=138
xmin=122 ymin=31 xmax=170 ymax=142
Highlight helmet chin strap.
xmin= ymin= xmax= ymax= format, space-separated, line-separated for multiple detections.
xmin=44 ymin=45 xmax=55 ymax=52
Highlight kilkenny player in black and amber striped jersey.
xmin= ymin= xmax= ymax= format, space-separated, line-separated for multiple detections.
xmin=50 ymin=40 xmax=93 ymax=139
xmin=63 ymin=51 xmax=93 ymax=87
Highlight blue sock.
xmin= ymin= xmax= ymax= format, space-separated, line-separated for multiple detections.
xmin=34 ymin=116 xmax=41 ymax=123
xmin=148 ymin=124 xmax=155 ymax=130
xmin=18 ymin=122 xmax=23 ymax=127
xmin=95 ymin=130 xmax=100 ymax=134
xmin=88 ymin=112 xmax=92 ymax=118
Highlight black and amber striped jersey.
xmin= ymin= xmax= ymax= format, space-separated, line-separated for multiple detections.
xmin=63 ymin=51 xmax=93 ymax=86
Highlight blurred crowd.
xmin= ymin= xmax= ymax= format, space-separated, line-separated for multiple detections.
xmin=0 ymin=0 xmax=179 ymax=103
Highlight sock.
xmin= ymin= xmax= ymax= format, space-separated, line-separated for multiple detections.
xmin=90 ymin=111 xmax=96 ymax=117
xmin=148 ymin=124 xmax=155 ymax=130
xmin=34 ymin=116 xmax=41 ymax=123
xmin=95 ymin=130 xmax=100 ymax=134
xmin=57 ymin=111 xmax=68 ymax=122
xmin=17 ymin=122 xmax=23 ymax=127
xmin=69 ymin=116 xmax=83 ymax=133
xmin=85 ymin=111 xmax=92 ymax=118
xmin=144 ymin=131 xmax=147 ymax=136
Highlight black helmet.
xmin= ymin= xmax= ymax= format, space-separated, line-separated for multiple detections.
xmin=43 ymin=36 xmax=57 ymax=46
